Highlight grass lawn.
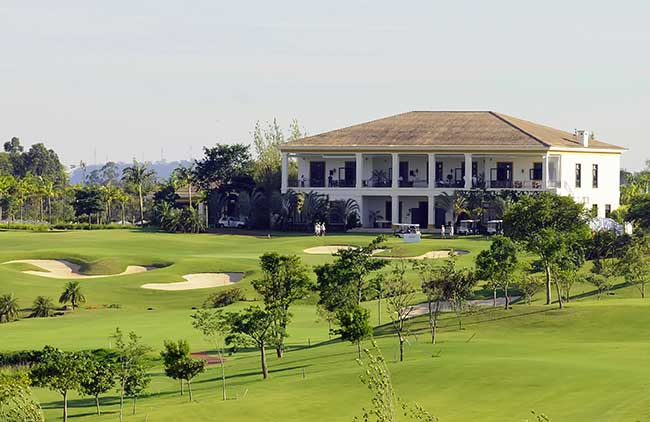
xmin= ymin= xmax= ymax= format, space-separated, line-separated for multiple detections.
xmin=1 ymin=230 xmax=649 ymax=421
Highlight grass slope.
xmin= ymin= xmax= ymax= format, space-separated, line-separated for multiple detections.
xmin=1 ymin=230 xmax=649 ymax=421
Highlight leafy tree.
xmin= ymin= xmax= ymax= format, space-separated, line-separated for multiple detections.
xmin=504 ymin=193 xmax=590 ymax=305
xmin=0 ymin=293 xmax=19 ymax=323
xmin=251 ymin=119 xmax=284 ymax=195
xmin=369 ymin=274 xmax=385 ymax=325
xmin=518 ymin=272 xmax=545 ymax=305
xmin=329 ymin=199 xmax=360 ymax=230
xmin=356 ymin=342 xmax=436 ymax=422
xmin=226 ymin=306 xmax=274 ymax=379
xmin=0 ymin=372 xmax=43 ymax=422
xmin=79 ymin=351 xmax=117 ymax=415
xmin=442 ymin=263 xmax=477 ymax=330
xmin=172 ymin=165 xmax=195 ymax=208
xmin=23 ymin=143 xmax=67 ymax=186
xmin=30 ymin=346 xmax=87 ymax=422
xmin=161 ymin=339 xmax=190 ymax=396
xmin=438 ymin=191 xmax=467 ymax=226
xmin=59 ymin=281 xmax=86 ymax=311
xmin=553 ymin=268 xmax=581 ymax=303
xmin=384 ymin=261 xmax=416 ymax=362
xmin=252 ymin=252 xmax=312 ymax=358
xmin=191 ymin=309 xmax=229 ymax=400
xmin=475 ymin=236 xmax=518 ymax=309
xmin=627 ymin=194 xmax=650 ymax=229
xmin=122 ymin=160 xmax=156 ymax=224
xmin=315 ymin=236 xmax=387 ymax=312
xmin=74 ymin=185 xmax=104 ymax=223
xmin=161 ymin=340 xmax=206 ymax=401
xmin=114 ymin=188 xmax=130 ymax=224
xmin=30 ymin=296 xmax=54 ymax=318
xmin=335 ymin=305 xmax=373 ymax=359
xmin=40 ymin=180 xmax=59 ymax=223
xmin=194 ymin=144 xmax=252 ymax=191
xmin=414 ymin=259 xmax=450 ymax=344
xmin=616 ymin=234 xmax=650 ymax=298
xmin=0 ymin=174 xmax=15 ymax=221
xmin=112 ymin=328 xmax=152 ymax=422
xmin=585 ymin=273 xmax=612 ymax=300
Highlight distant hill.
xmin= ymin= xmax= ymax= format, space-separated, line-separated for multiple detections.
xmin=69 ymin=160 xmax=194 ymax=184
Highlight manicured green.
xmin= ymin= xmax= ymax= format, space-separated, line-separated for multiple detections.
xmin=1 ymin=230 xmax=649 ymax=421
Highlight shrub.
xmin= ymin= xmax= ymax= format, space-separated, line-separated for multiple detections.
xmin=203 ymin=288 xmax=245 ymax=308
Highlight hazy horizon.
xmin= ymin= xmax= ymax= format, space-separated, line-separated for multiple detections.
xmin=2 ymin=1 xmax=648 ymax=170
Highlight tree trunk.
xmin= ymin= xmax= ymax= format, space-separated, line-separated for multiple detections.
xmin=504 ymin=283 xmax=510 ymax=309
xmin=95 ymin=395 xmax=101 ymax=415
xmin=138 ymin=185 xmax=144 ymax=224
xmin=260 ymin=344 xmax=268 ymax=379
xmin=399 ymin=337 xmax=404 ymax=362
xmin=378 ymin=297 xmax=382 ymax=325
xmin=63 ymin=391 xmax=68 ymax=422
xmin=555 ymin=280 xmax=563 ymax=309
xmin=545 ymin=265 xmax=552 ymax=305
xmin=357 ymin=341 xmax=361 ymax=359
xmin=493 ymin=287 xmax=497 ymax=307
xmin=132 ymin=396 xmax=137 ymax=415
xmin=643 ymin=283 xmax=646 ymax=299
xmin=189 ymin=185 xmax=192 ymax=208
xmin=180 ymin=379 xmax=184 ymax=395
xmin=121 ymin=203 xmax=126 ymax=224
xmin=48 ymin=196 xmax=52 ymax=224
xmin=188 ymin=380 xmax=193 ymax=401
xmin=276 ymin=345 xmax=284 ymax=358
xmin=119 ymin=391 xmax=124 ymax=422
xmin=220 ymin=351 xmax=227 ymax=401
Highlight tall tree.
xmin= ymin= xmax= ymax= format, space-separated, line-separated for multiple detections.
xmin=616 ymin=234 xmax=650 ymax=298
xmin=414 ymin=259 xmax=450 ymax=344
xmin=30 ymin=346 xmax=87 ymax=422
xmin=59 ymin=281 xmax=86 ymax=311
xmin=121 ymin=160 xmax=156 ymax=224
xmin=191 ymin=309 xmax=229 ymax=400
xmin=0 ymin=372 xmax=43 ymax=422
xmin=79 ymin=351 xmax=117 ymax=416
xmin=442 ymin=263 xmax=477 ymax=330
xmin=504 ymin=193 xmax=590 ymax=305
xmin=252 ymin=253 xmax=312 ymax=358
xmin=112 ymin=328 xmax=152 ymax=422
xmin=334 ymin=305 xmax=373 ymax=359
xmin=475 ymin=236 xmax=518 ymax=309
xmin=193 ymin=144 xmax=252 ymax=191
xmin=226 ymin=306 xmax=274 ymax=379
xmin=0 ymin=175 xmax=15 ymax=221
xmin=384 ymin=261 xmax=416 ymax=362
xmin=161 ymin=340 xmax=206 ymax=401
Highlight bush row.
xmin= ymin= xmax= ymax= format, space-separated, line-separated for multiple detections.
xmin=0 ymin=222 xmax=137 ymax=231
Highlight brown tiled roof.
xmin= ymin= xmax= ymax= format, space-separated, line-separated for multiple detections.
xmin=281 ymin=111 xmax=624 ymax=151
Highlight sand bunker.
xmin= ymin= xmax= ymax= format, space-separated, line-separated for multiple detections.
xmin=141 ymin=272 xmax=244 ymax=291
xmin=3 ymin=259 xmax=151 ymax=279
xmin=303 ymin=245 xmax=356 ymax=254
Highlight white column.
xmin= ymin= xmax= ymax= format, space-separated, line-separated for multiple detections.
xmin=356 ymin=153 xmax=363 ymax=188
xmin=428 ymin=194 xmax=435 ymax=230
xmin=542 ymin=154 xmax=549 ymax=190
xmin=428 ymin=153 xmax=436 ymax=189
xmin=281 ymin=152 xmax=289 ymax=193
xmin=391 ymin=153 xmax=399 ymax=189
xmin=391 ymin=194 xmax=399 ymax=226
xmin=464 ymin=153 xmax=472 ymax=189
xmin=357 ymin=196 xmax=364 ymax=227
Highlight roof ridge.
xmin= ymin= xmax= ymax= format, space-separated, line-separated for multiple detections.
xmin=489 ymin=112 xmax=550 ymax=148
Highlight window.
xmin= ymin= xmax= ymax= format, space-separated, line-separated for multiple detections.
xmin=592 ymin=204 xmax=598 ymax=217
xmin=592 ymin=164 xmax=599 ymax=188
xmin=575 ymin=164 xmax=582 ymax=188
xmin=605 ymin=204 xmax=612 ymax=218
xmin=530 ymin=162 xmax=542 ymax=180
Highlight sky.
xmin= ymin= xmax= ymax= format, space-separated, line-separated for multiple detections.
xmin=1 ymin=0 xmax=649 ymax=170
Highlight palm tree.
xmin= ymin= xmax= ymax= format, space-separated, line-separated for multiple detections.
xmin=59 ymin=281 xmax=86 ymax=311
xmin=368 ymin=210 xmax=383 ymax=228
xmin=301 ymin=191 xmax=329 ymax=226
xmin=173 ymin=165 xmax=195 ymax=208
xmin=122 ymin=160 xmax=156 ymax=225
xmin=114 ymin=188 xmax=130 ymax=224
xmin=31 ymin=295 xmax=54 ymax=318
xmin=183 ymin=207 xmax=205 ymax=233
xmin=329 ymin=198 xmax=360 ymax=230
xmin=100 ymin=185 xmax=120 ymax=224
xmin=437 ymin=192 xmax=468 ymax=226
xmin=0 ymin=293 xmax=19 ymax=323
xmin=41 ymin=179 xmax=59 ymax=224
xmin=0 ymin=175 xmax=16 ymax=221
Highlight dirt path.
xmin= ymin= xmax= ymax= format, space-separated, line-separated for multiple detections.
xmin=408 ymin=296 xmax=522 ymax=318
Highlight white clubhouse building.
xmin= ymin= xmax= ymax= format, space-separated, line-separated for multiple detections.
xmin=279 ymin=111 xmax=625 ymax=230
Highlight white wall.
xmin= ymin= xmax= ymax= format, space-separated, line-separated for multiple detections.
xmin=558 ymin=152 xmax=621 ymax=217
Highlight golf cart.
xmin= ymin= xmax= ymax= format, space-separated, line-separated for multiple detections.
xmin=486 ymin=219 xmax=503 ymax=235
xmin=394 ymin=224 xmax=422 ymax=243
xmin=457 ymin=219 xmax=479 ymax=235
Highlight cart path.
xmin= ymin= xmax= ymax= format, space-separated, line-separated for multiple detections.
xmin=408 ymin=296 xmax=522 ymax=318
